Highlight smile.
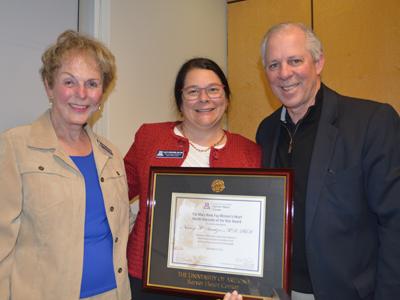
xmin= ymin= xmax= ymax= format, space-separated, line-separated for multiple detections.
xmin=70 ymin=104 xmax=89 ymax=110
xmin=195 ymin=108 xmax=215 ymax=112
xmin=281 ymin=82 xmax=300 ymax=91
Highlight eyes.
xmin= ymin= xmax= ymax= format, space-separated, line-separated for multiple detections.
xmin=182 ymin=84 xmax=225 ymax=101
xmin=267 ymin=57 xmax=304 ymax=71
xmin=267 ymin=62 xmax=279 ymax=71
xmin=61 ymin=77 xmax=102 ymax=89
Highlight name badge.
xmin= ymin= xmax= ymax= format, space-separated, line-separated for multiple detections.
xmin=156 ymin=150 xmax=184 ymax=158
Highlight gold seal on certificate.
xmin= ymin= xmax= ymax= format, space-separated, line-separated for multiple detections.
xmin=211 ymin=179 xmax=225 ymax=193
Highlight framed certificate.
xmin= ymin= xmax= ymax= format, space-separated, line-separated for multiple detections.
xmin=143 ymin=167 xmax=293 ymax=300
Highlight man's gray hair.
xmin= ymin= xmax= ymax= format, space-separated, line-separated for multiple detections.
xmin=260 ymin=22 xmax=323 ymax=67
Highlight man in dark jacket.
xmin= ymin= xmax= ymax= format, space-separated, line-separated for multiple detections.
xmin=256 ymin=22 xmax=400 ymax=300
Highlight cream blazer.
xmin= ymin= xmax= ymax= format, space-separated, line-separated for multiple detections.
xmin=0 ymin=111 xmax=131 ymax=300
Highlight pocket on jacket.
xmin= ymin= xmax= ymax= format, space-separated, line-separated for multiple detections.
xmin=99 ymin=160 xmax=129 ymax=217
xmin=20 ymin=161 xmax=72 ymax=214
xmin=101 ymin=163 xmax=127 ymax=195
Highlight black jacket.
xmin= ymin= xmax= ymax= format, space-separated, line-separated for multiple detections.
xmin=256 ymin=84 xmax=400 ymax=300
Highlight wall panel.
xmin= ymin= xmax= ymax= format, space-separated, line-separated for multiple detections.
xmin=0 ymin=0 xmax=78 ymax=132
xmin=314 ymin=0 xmax=400 ymax=112
xmin=227 ymin=0 xmax=311 ymax=140
xmin=227 ymin=0 xmax=399 ymax=141
xmin=108 ymin=0 xmax=227 ymax=155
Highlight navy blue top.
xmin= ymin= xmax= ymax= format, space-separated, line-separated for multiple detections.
xmin=71 ymin=152 xmax=116 ymax=298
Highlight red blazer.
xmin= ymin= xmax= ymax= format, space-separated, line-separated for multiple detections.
xmin=124 ymin=121 xmax=261 ymax=279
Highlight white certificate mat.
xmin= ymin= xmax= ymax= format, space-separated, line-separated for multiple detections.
xmin=167 ymin=193 xmax=266 ymax=277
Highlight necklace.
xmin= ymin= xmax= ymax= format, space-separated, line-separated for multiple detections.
xmin=181 ymin=126 xmax=226 ymax=153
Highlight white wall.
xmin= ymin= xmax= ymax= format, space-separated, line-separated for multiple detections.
xmin=0 ymin=1 xmax=227 ymax=155
xmin=107 ymin=0 xmax=227 ymax=155
xmin=0 ymin=0 xmax=78 ymax=132
xmin=78 ymin=0 xmax=226 ymax=217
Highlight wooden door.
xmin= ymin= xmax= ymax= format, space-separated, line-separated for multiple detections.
xmin=227 ymin=0 xmax=399 ymax=140
xmin=315 ymin=0 xmax=400 ymax=112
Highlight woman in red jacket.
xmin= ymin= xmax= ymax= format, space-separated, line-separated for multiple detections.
xmin=124 ymin=57 xmax=260 ymax=300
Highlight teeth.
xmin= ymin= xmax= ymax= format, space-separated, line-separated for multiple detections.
xmin=70 ymin=104 xmax=87 ymax=109
xmin=281 ymin=83 xmax=299 ymax=91
xmin=196 ymin=108 xmax=213 ymax=112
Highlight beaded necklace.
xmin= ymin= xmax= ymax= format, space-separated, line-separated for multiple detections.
xmin=181 ymin=126 xmax=226 ymax=152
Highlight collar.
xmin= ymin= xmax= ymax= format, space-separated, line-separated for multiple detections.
xmin=280 ymin=87 xmax=324 ymax=126
xmin=27 ymin=110 xmax=59 ymax=150
xmin=172 ymin=121 xmax=231 ymax=151
xmin=27 ymin=109 xmax=113 ymax=158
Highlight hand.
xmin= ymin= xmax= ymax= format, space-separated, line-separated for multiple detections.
xmin=223 ymin=290 xmax=243 ymax=300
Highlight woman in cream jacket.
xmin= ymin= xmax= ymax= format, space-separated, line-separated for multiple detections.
xmin=0 ymin=30 xmax=130 ymax=300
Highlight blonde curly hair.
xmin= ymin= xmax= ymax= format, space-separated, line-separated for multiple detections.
xmin=40 ymin=30 xmax=116 ymax=93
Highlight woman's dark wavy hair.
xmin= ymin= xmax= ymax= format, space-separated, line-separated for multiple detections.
xmin=174 ymin=57 xmax=231 ymax=112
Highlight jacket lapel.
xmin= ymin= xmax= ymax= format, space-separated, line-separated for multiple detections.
xmin=86 ymin=125 xmax=113 ymax=176
xmin=27 ymin=110 xmax=113 ymax=174
xmin=305 ymin=86 xmax=339 ymax=240
xmin=259 ymin=108 xmax=282 ymax=168
xmin=28 ymin=110 xmax=77 ymax=170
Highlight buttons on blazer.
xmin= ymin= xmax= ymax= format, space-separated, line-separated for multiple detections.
xmin=110 ymin=206 xmax=114 ymax=212
xmin=115 ymin=237 xmax=119 ymax=243
xmin=100 ymin=177 xmax=104 ymax=182
xmin=117 ymin=267 xmax=123 ymax=273
xmin=38 ymin=165 xmax=45 ymax=171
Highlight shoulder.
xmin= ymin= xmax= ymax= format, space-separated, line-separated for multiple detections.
xmin=323 ymin=84 xmax=396 ymax=114
xmin=138 ymin=121 xmax=178 ymax=131
xmin=323 ymin=85 xmax=399 ymax=125
xmin=1 ymin=124 xmax=30 ymax=138
xmin=90 ymin=130 xmax=123 ymax=159
xmin=227 ymin=131 xmax=257 ymax=146
xmin=0 ymin=124 xmax=31 ymax=149
xmin=133 ymin=122 xmax=181 ymax=147
xmin=1 ymin=111 xmax=48 ymax=143
xmin=218 ymin=132 xmax=261 ymax=167
xmin=257 ymin=108 xmax=282 ymax=130
xmin=321 ymin=86 xmax=399 ymax=154
xmin=256 ymin=108 xmax=282 ymax=144
xmin=135 ymin=121 xmax=178 ymax=137
xmin=346 ymin=99 xmax=398 ymax=120
xmin=125 ymin=121 xmax=183 ymax=159
xmin=226 ymin=131 xmax=261 ymax=153
xmin=96 ymin=135 xmax=120 ymax=155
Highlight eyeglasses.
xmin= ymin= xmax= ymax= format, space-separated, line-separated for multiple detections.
xmin=182 ymin=84 xmax=225 ymax=101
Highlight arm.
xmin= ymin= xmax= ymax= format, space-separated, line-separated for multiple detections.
xmin=124 ymin=130 xmax=141 ymax=201
xmin=363 ymin=104 xmax=400 ymax=299
xmin=0 ymin=132 xmax=23 ymax=299
xmin=124 ymin=126 xmax=147 ymax=232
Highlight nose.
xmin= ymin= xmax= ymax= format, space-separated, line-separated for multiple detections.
xmin=76 ymin=85 xmax=87 ymax=99
xmin=199 ymin=88 xmax=210 ymax=102
xmin=278 ymin=63 xmax=292 ymax=80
